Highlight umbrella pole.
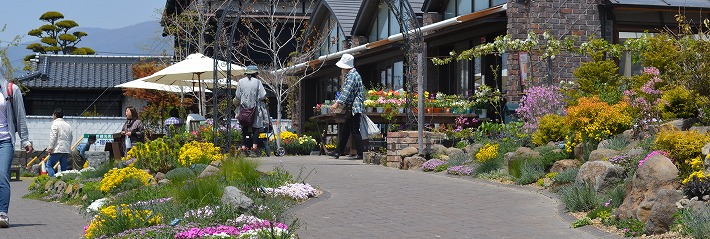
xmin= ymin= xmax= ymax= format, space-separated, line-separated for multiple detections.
xmin=197 ymin=73 xmax=205 ymax=116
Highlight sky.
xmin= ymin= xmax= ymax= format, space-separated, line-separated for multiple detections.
xmin=0 ymin=0 xmax=166 ymax=44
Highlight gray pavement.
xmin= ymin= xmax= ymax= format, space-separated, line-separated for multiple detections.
xmin=2 ymin=178 xmax=90 ymax=239
xmin=0 ymin=155 xmax=620 ymax=239
xmin=258 ymin=155 xmax=620 ymax=239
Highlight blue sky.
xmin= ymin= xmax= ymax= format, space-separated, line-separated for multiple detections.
xmin=0 ymin=0 xmax=166 ymax=44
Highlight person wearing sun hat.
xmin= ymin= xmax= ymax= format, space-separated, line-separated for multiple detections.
xmin=234 ymin=65 xmax=267 ymax=155
xmin=329 ymin=53 xmax=365 ymax=159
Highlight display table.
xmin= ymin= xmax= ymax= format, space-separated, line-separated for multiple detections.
xmin=309 ymin=112 xmax=478 ymax=155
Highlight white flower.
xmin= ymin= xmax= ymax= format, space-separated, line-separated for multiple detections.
xmin=87 ymin=198 xmax=109 ymax=213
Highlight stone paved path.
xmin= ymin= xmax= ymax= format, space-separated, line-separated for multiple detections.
xmin=1 ymin=178 xmax=89 ymax=239
xmin=258 ymin=155 xmax=620 ymax=239
xmin=0 ymin=155 xmax=621 ymax=239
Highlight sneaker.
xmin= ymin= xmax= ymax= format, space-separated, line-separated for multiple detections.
xmin=0 ymin=213 xmax=9 ymax=228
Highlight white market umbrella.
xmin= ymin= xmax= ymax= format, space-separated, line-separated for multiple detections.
xmin=115 ymin=77 xmax=212 ymax=93
xmin=141 ymin=53 xmax=245 ymax=114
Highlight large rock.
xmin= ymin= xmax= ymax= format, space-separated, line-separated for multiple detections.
xmin=221 ymin=186 xmax=253 ymax=209
xmin=645 ymin=189 xmax=684 ymax=235
xmin=550 ymin=159 xmax=581 ymax=173
xmin=432 ymin=144 xmax=447 ymax=156
xmin=689 ymin=126 xmax=710 ymax=134
xmin=616 ymin=153 xmax=680 ymax=222
xmin=400 ymin=147 xmax=419 ymax=157
xmin=199 ymin=165 xmax=220 ymax=178
xmin=573 ymin=143 xmax=584 ymax=160
xmin=702 ymin=142 xmax=710 ymax=169
xmin=464 ymin=144 xmax=484 ymax=154
xmin=576 ymin=161 xmax=624 ymax=191
xmin=660 ymin=119 xmax=684 ymax=131
xmin=588 ymin=148 xmax=621 ymax=161
xmin=445 ymin=147 xmax=464 ymax=157
xmin=402 ymin=156 xmax=426 ymax=170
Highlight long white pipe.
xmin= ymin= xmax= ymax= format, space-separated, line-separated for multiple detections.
xmin=276 ymin=4 xmax=508 ymax=75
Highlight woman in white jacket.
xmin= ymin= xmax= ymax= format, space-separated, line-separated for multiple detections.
xmin=46 ymin=108 xmax=72 ymax=177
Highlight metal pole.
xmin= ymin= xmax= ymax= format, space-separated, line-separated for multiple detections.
xmin=417 ymin=52 xmax=424 ymax=154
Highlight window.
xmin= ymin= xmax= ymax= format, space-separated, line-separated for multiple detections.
xmin=443 ymin=0 xmax=505 ymax=19
xmin=618 ymin=32 xmax=648 ymax=77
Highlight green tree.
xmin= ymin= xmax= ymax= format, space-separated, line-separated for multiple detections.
xmin=24 ymin=11 xmax=95 ymax=68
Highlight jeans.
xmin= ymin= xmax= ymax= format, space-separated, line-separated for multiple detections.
xmin=0 ymin=139 xmax=14 ymax=213
xmin=46 ymin=153 xmax=69 ymax=177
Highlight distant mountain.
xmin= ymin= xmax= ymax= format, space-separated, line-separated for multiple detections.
xmin=6 ymin=21 xmax=173 ymax=76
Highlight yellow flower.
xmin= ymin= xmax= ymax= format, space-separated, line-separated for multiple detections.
xmin=178 ymin=141 xmax=223 ymax=166
xmin=476 ymin=143 xmax=498 ymax=163
xmin=99 ymin=166 xmax=154 ymax=193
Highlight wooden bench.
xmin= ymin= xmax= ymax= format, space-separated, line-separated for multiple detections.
xmin=9 ymin=165 xmax=20 ymax=181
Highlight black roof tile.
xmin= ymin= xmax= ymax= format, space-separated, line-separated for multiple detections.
xmin=20 ymin=54 xmax=172 ymax=89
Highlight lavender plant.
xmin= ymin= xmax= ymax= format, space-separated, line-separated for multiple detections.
xmin=421 ymin=159 xmax=446 ymax=172
xmin=515 ymin=85 xmax=566 ymax=133
xmin=623 ymin=67 xmax=664 ymax=139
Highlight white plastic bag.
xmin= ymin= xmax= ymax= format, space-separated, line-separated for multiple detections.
xmin=360 ymin=114 xmax=379 ymax=139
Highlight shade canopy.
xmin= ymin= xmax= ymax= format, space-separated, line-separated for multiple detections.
xmin=141 ymin=53 xmax=245 ymax=86
xmin=115 ymin=76 xmax=212 ymax=93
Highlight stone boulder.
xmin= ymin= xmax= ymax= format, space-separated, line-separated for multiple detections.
xmin=573 ymin=143 xmax=584 ymax=160
xmin=645 ymin=189 xmax=684 ymax=235
xmin=400 ymin=147 xmax=419 ymax=157
xmin=576 ymin=161 xmax=624 ymax=191
xmin=445 ymin=147 xmax=464 ymax=158
xmin=464 ymin=144 xmax=484 ymax=154
xmin=588 ymin=148 xmax=621 ymax=161
xmin=689 ymin=126 xmax=710 ymax=135
xmin=660 ymin=119 xmax=684 ymax=131
xmin=222 ymin=186 xmax=253 ymax=209
xmin=616 ymin=153 xmax=680 ymax=223
xmin=402 ymin=156 xmax=426 ymax=170
xmin=550 ymin=159 xmax=581 ymax=173
xmin=702 ymin=142 xmax=710 ymax=169
xmin=199 ymin=165 xmax=220 ymax=178
xmin=432 ymin=144 xmax=448 ymax=156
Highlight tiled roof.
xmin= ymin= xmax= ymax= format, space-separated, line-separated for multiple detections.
xmin=20 ymin=54 xmax=172 ymax=89
xmin=322 ymin=0 xmax=364 ymax=37
xmin=609 ymin=0 xmax=710 ymax=7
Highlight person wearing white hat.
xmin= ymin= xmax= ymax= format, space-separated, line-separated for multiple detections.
xmin=329 ymin=54 xmax=365 ymax=159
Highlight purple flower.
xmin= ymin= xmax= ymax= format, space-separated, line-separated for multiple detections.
xmin=422 ymin=159 xmax=445 ymax=172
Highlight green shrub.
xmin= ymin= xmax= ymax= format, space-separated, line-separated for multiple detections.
xmin=172 ymin=175 xmax=224 ymax=208
xmin=532 ymin=114 xmax=569 ymax=146
xmin=80 ymin=160 xmax=116 ymax=179
xmin=455 ymin=141 xmax=468 ymax=149
xmin=561 ymin=181 xmax=600 ymax=212
xmin=573 ymin=59 xmax=624 ymax=104
xmin=475 ymin=157 xmax=502 ymax=175
xmin=434 ymin=164 xmax=448 ymax=172
xmin=602 ymin=136 xmax=631 ymax=151
xmin=615 ymin=218 xmax=646 ymax=237
xmin=587 ymin=205 xmax=612 ymax=220
xmin=515 ymin=160 xmax=546 ymax=185
xmin=28 ymin=174 xmax=50 ymax=194
xmin=572 ymin=217 xmax=593 ymax=228
xmin=80 ymin=181 xmax=104 ymax=208
xmin=660 ymin=86 xmax=698 ymax=120
xmin=552 ymin=168 xmax=579 ymax=185
xmin=165 ymin=167 xmax=196 ymax=183
xmin=653 ymin=128 xmax=710 ymax=179
xmin=536 ymin=145 xmax=569 ymax=169
xmin=260 ymin=164 xmax=293 ymax=188
xmin=679 ymin=206 xmax=710 ymax=239
xmin=221 ymin=156 xmax=261 ymax=189
xmin=603 ymin=183 xmax=626 ymax=208
xmin=507 ymin=158 xmax=529 ymax=179
xmin=447 ymin=153 xmax=469 ymax=167
xmin=128 ymin=138 xmax=180 ymax=173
